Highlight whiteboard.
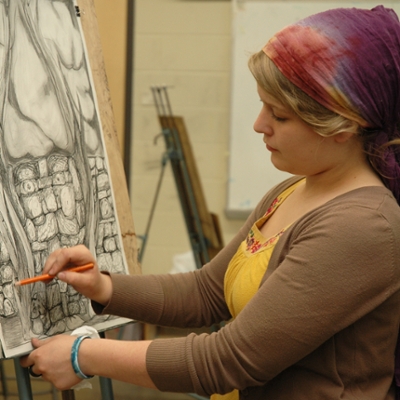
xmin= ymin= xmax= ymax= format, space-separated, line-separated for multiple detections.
xmin=226 ymin=0 xmax=400 ymax=219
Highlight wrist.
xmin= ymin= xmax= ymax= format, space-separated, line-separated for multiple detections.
xmin=94 ymin=273 xmax=113 ymax=305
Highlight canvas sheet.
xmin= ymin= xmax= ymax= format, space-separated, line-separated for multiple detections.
xmin=0 ymin=0 xmax=131 ymax=358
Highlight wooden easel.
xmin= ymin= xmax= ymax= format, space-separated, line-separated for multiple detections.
xmin=77 ymin=0 xmax=139 ymax=274
xmin=140 ymin=86 xmax=223 ymax=269
xmin=10 ymin=0 xmax=140 ymax=398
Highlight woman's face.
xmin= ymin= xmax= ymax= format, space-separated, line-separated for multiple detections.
xmin=253 ymin=84 xmax=344 ymax=177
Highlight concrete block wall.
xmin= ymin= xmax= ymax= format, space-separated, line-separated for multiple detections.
xmin=131 ymin=0 xmax=244 ymax=275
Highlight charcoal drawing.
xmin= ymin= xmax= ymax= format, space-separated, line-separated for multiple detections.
xmin=0 ymin=0 xmax=129 ymax=358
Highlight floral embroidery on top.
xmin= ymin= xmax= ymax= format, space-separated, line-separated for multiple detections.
xmin=246 ymin=229 xmax=262 ymax=253
xmin=245 ymin=179 xmax=305 ymax=254
xmin=245 ymin=227 xmax=286 ymax=254
xmin=245 ymin=195 xmax=285 ymax=253
xmin=245 ymin=182 xmax=301 ymax=254
xmin=264 ymin=196 xmax=281 ymax=216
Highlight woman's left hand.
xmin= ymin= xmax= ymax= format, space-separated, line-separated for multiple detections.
xmin=20 ymin=335 xmax=82 ymax=390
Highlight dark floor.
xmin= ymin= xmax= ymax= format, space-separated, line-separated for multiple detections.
xmin=0 ymin=324 xmax=209 ymax=400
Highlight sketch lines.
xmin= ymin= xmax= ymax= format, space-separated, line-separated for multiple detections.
xmin=0 ymin=0 xmax=129 ymax=357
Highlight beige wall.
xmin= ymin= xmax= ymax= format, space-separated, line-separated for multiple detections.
xmin=96 ymin=0 xmax=244 ymax=275
xmin=131 ymin=0 xmax=244 ymax=275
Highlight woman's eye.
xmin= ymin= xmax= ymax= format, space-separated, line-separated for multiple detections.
xmin=259 ymin=100 xmax=288 ymax=122
xmin=271 ymin=113 xmax=287 ymax=122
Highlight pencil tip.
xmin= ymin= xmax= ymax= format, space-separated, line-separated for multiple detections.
xmin=14 ymin=282 xmax=20 ymax=287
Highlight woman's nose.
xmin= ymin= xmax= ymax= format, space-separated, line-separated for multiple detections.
xmin=253 ymin=109 xmax=272 ymax=135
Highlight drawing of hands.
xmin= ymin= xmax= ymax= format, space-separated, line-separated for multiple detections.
xmin=43 ymin=245 xmax=113 ymax=306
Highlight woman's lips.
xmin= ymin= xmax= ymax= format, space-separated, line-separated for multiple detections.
xmin=266 ymin=144 xmax=278 ymax=152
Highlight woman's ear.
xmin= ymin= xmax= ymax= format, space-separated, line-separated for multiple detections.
xmin=334 ymin=131 xmax=356 ymax=144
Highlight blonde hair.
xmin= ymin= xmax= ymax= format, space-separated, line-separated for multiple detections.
xmin=247 ymin=51 xmax=360 ymax=137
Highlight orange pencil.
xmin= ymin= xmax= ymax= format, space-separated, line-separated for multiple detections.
xmin=14 ymin=263 xmax=94 ymax=286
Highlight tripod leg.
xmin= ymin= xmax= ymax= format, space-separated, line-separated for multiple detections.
xmin=13 ymin=358 xmax=33 ymax=400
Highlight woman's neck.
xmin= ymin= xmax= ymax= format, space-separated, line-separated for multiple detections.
xmin=301 ymin=157 xmax=383 ymax=200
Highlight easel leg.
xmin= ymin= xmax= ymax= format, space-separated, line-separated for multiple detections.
xmin=13 ymin=358 xmax=33 ymax=400
xmin=99 ymin=376 xmax=114 ymax=400
xmin=99 ymin=331 xmax=114 ymax=400
xmin=62 ymin=389 xmax=75 ymax=400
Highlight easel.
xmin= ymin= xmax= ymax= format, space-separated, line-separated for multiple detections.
xmin=6 ymin=0 xmax=140 ymax=398
xmin=139 ymin=86 xmax=223 ymax=268
xmin=138 ymin=87 xmax=213 ymax=400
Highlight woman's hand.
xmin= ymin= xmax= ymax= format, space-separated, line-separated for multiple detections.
xmin=20 ymin=335 xmax=156 ymax=391
xmin=43 ymin=245 xmax=113 ymax=305
xmin=20 ymin=336 xmax=82 ymax=391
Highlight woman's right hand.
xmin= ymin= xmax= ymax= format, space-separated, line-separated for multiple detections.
xmin=42 ymin=245 xmax=113 ymax=306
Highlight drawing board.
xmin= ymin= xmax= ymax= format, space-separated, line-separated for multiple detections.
xmin=0 ymin=0 xmax=139 ymax=358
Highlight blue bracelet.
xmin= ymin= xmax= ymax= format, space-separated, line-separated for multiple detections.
xmin=71 ymin=335 xmax=94 ymax=380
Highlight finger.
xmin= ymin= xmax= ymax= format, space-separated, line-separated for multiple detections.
xmin=45 ymin=245 xmax=94 ymax=275
xmin=20 ymin=340 xmax=41 ymax=368
xmin=57 ymin=268 xmax=95 ymax=287
xmin=44 ymin=247 xmax=72 ymax=275
xmin=20 ymin=338 xmax=50 ymax=367
xmin=31 ymin=337 xmax=50 ymax=348
xmin=28 ymin=365 xmax=42 ymax=378
xmin=20 ymin=354 xmax=31 ymax=368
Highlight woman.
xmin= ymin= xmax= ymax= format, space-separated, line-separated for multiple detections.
xmin=21 ymin=6 xmax=400 ymax=400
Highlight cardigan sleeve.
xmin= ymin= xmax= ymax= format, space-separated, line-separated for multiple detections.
xmin=145 ymin=192 xmax=400 ymax=395
xmin=96 ymin=177 xmax=300 ymax=327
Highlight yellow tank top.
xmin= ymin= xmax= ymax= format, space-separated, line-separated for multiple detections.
xmin=211 ymin=179 xmax=303 ymax=400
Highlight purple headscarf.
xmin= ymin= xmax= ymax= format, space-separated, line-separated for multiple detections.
xmin=263 ymin=6 xmax=400 ymax=202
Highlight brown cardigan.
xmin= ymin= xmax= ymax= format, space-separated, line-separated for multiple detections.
xmin=98 ymin=177 xmax=400 ymax=399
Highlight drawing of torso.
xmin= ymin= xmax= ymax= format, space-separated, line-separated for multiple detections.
xmin=0 ymin=0 xmax=125 ymax=352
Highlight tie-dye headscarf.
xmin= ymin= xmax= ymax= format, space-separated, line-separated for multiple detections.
xmin=263 ymin=5 xmax=400 ymax=202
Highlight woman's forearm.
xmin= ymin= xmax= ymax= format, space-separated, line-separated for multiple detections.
xmin=79 ymin=338 xmax=156 ymax=389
